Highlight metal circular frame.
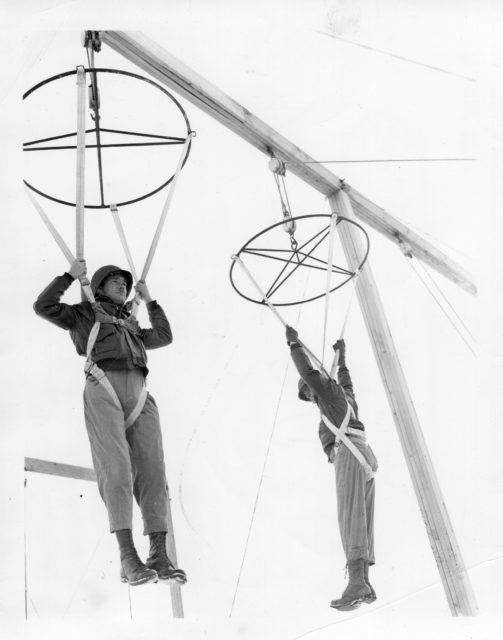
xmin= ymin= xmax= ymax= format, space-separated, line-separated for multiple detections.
xmin=23 ymin=68 xmax=193 ymax=209
xmin=229 ymin=214 xmax=370 ymax=306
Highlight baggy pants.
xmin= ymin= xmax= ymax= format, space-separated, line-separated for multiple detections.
xmin=83 ymin=368 xmax=169 ymax=534
xmin=334 ymin=436 xmax=378 ymax=564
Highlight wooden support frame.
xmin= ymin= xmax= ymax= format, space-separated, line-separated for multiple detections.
xmin=331 ymin=190 xmax=478 ymax=615
xmin=24 ymin=457 xmax=184 ymax=618
xmin=100 ymin=31 xmax=476 ymax=296
xmin=99 ymin=30 xmax=479 ymax=616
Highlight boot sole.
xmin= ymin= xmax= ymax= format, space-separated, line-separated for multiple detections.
xmin=330 ymin=597 xmax=365 ymax=611
xmin=159 ymin=577 xmax=187 ymax=586
xmin=146 ymin=565 xmax=187 ymax=586
xmin=120 ymin=573 xmax=158 ymax=586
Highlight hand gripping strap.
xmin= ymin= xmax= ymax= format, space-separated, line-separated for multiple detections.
xmin=321 ymin=413 xmax=375 ymax=481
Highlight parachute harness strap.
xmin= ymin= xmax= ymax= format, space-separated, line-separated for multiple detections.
xmin=84 ymin=303 xmax=148 ymax=428
xmin=232 ymin=254 xmax=329 ymax=377
xmin=127 ymin=131 xmax=195 ymax=317
xmin=321 ymin=212 xmax=339 ymax=366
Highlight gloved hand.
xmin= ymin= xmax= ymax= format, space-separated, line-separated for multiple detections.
xmin=286 ymin=325 xmax=299 ymax=345
xmin=332 ymin=338 xmax=346 ymax=365
xmin=329 ymin=446 xmax=336 ymax=464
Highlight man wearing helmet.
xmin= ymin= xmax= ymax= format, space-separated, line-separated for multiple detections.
xmin=34 ymin=258 xmax=186 ymax=588
xmin=285 ymin=325 xmax=378 ymax=612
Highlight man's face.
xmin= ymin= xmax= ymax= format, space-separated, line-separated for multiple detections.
xmin=101 ymin=273 xmax=128 ymax=304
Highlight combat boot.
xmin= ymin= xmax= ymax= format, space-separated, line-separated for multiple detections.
xmin=330 ymin=558 xmax=371 ymax=611
xmin=363 ymin=560 xmax=377 ymax=604
xmin=116 ymin=529 xmax=158 ymax=586
xmin=146 ymin=531 xmax=187 ymax=585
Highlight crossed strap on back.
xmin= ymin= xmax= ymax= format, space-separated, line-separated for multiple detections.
xmin=84 ymin=303 xmax=148 ymax=429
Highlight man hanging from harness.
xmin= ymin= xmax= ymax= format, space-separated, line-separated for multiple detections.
xmin=34 ymin=258 xmax=187 ymax=587
xmin=286 ymin=326 xmax=378 ymax=611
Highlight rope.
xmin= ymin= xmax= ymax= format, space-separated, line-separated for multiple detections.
xmin=314 ymin=29 xmax=476 ymax=82
xmin=62 ymin=530 xmax=106 ymax=618
xmin=177 ymin=342 xmax=240 ymax=549
xmin=228 ymin=352 xmax=291 ymax=617
xmin=321 ymin=213 xmax=339 ymax=366
xmin=229 ymin=269 xmax=310 ymax=617
xmin=405 ymin=256 xmax=476 ymax=356
xmin=414 ymin=257 xmax=476 ymax=343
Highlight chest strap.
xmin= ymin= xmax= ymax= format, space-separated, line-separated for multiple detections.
xmin=321 ymin=411 xmax=375 ymax=480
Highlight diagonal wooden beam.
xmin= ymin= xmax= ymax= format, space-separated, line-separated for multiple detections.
xmin=100 ymin=30 xmax=476 ymax=295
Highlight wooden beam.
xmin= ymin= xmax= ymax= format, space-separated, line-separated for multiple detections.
xmin=24 ymin=457 xmax=97 ymax=482
xmin=24 ymin=455 xmax=184 ymax=617
xmin=330 ymin=189 xmax=478 ymax=616
xmin=100 ymin=30 xmax=476 ymax=295
xmin=165 ymin=482 xmax=184 ymax=618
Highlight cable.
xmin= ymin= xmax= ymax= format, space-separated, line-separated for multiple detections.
xmin=405 ymin=256 xmax=476 ymax=356
xmin=62 ymin=530 xmax=107 ymax=618
xmin=414 ymin=258 xmax=476 ymax=343
xmin=177 ymin=343 xmax=240 ymax=549
xmin=228 ymin=357 xmax=290 ymax=617
xmin=229 ymin=272 xmax=310 ymax=617
xmin=314 ymin=30 xmax=476 ymax=82
xmin=295 ymin=158 xmax=475 ymax=164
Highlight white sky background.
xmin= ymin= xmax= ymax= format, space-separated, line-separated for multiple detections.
xmin=1 ymin=1 xmax=502 ymax=639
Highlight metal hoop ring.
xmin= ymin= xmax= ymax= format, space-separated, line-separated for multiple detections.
xmin=23 ymin=68 xmax=192 ymax=209
xmin=229 ymin=214 xmax=370 ymax=306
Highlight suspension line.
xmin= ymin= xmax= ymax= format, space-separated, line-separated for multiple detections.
xmin=321 ymin=212 xmax=339 ymax=366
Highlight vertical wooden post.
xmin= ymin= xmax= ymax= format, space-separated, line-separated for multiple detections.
xmin=330 ymin=188 xmax=478 ymax=616
xmin=165 ymin=482 xmax=184 ymax=618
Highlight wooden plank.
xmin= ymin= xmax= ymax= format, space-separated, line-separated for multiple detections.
xmin=25 ymin=457 xmax=185 ymax=615
xmin=165 ymin=482 xmax=184 ymax=618
xmin=330 ymin=189 xmax=478 ymax=616
xmin=100 ymin=30 xmax=476 ymax=295
xmin=24 ymin=457 xmax=97 ymax=482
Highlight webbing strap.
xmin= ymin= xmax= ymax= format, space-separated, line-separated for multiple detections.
xmin=129 ymin=132 xmax=195 ymax=317
xmin=321 ymin=213 xmax=339 ymax=367
xmin=232 ymin=254 xmax=329 ymax=377
xmin=124 ymin=386 xmax=148 ymax=429
xmin=86 ymin=321 xmax=101 ymax=359
xmin=109 ymin=204 xmax=139 ymax=282
xmin=85 ymin=362 xmax=122 ymax=408
xmin=321 ymin=412 xmax=375 ymax=480
xmin=85 ymin=319 xmax=147 ymax=426
xmin=75 ymin=66 xmax=86 ymax=260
